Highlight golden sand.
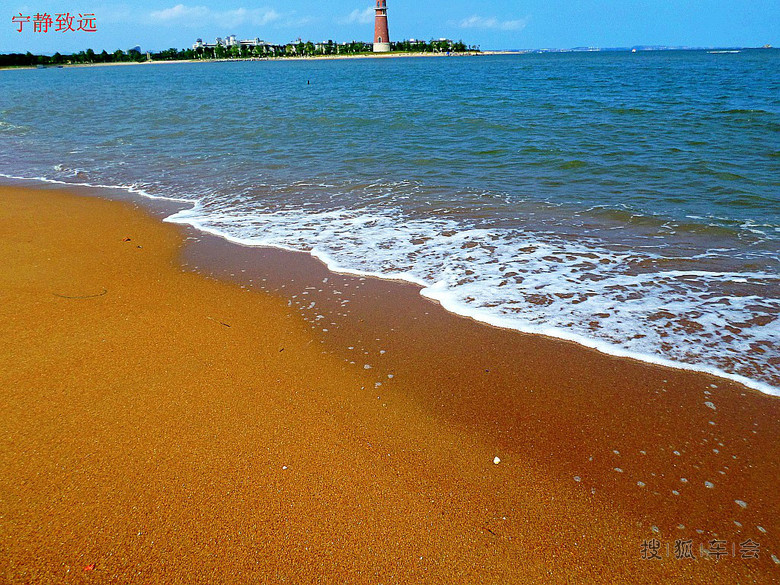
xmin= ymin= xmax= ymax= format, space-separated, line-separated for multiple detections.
xmin=0 ymin=186 xmax=777 ymax=583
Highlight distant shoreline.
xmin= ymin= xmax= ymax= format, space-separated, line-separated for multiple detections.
xmin=0 ymin=50 xmax=517 ymax=71
xmin=1 ymin=46 xmax=775 ymax=71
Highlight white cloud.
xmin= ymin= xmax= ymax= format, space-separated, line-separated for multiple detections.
xmin=229 ymin=8 xmax=281 ymax=27
xmin=339 ymin=7 xmax=374 ymax=26
xmin=458 ymin=15 xmax=528 ymax=32
xmin=150 ymin=4 xmax=208 ymax=22
xmin=281 ymin=15 xmax=316 ymax=28
xmin=149 ymin=4 xmax=281 ymax=28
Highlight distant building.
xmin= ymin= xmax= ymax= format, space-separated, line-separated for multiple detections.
xmin=192 ymin=36 xmax=274 ymax=51
xmin=373 ymin=0 xmax=390 ymax=52
xmin=192 ymin=38 xmax=213 ymax=50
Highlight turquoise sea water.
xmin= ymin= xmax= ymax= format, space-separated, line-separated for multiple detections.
xmin=1 ymin=51 xmax=778 ymax=392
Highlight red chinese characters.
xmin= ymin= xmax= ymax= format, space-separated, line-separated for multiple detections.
xmin=55 ymin=13 xmax=75 ymax=32
xmin=33 ymin=13 xmax=53 ymax=33
xmin=77 ymin=13 xmax=97 ymax=32
xmin=12 ymin=11 xmax=96 ymax=33
xmin=12 ymin=13 xmax=30 ymax=32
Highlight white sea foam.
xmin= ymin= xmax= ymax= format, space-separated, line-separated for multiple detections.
xmin=163 ymin=201 xmax=779 ymax=396
xmin=0 ymin=172 xmax=193 ymax=204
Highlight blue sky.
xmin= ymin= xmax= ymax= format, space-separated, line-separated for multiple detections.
xmin=2 ymin=1 xmax=778 ymax=53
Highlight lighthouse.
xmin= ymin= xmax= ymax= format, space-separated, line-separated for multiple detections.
xmin=373 ymin=0 xmax=390 ymax=52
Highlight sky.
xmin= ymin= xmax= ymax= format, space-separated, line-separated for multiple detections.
xmin=1 ymin=1 xmax=778 ymax=54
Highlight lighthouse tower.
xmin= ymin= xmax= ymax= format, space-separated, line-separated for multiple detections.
xmin=373 ymin=0 xmax=390 ymax=53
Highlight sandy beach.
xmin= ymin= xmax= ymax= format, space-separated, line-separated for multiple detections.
xmin=0 ymin=185 xmax=777 ymax=583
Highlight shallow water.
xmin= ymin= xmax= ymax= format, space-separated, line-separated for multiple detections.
xmin=1 ymin=51 xmax=778 ymax=392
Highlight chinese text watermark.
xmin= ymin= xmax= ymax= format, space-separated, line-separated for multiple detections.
xmin=12 ymin=12 xmax=97 ymax=33
xmin=641 ymin=538 xmax=761 ymax=561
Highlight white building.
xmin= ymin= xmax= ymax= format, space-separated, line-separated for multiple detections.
xmin=192 ymin=36 xmax=273 ymax=50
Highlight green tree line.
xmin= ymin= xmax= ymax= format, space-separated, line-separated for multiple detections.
xmin=0 ymin=38 xmax=478 ymax=68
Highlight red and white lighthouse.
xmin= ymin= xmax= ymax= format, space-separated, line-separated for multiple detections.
xmin=373 ymin=0 xmax=390 ymax=52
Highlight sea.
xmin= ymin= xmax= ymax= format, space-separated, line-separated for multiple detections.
xmin=1 ymin=51 xmax=778 ymax=394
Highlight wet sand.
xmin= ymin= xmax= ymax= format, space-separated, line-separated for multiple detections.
xmin=0 ymin=185 xmax=777 ymax=583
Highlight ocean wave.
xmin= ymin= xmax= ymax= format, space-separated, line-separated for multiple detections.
xmin=163 ymin=197 xmax=780 ymax=395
